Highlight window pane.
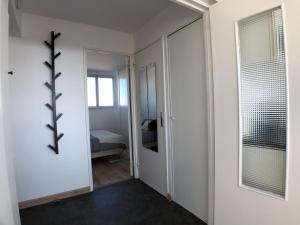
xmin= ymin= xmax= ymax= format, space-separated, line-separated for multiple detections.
xmin=98 ymin=78 xmax=114 ymax=107
xmin=119 ymin=78 xmax=128 ymax=106
xmin=238 ymin=7 xmax=287 ymax=197
xmin=87 ymin=77 xmax=96 ymax=107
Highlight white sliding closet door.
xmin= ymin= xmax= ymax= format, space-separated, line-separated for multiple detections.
xmin=168 ymin=19 xmax=208 ymax=222
xmin=135 ymin=40 xmax=167 ymax=195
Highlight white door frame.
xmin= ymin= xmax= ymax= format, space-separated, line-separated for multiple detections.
xmin=165 ymin=1 xmax=215 ymax=225
xmin=202 ymin=12 xmax=215 ymax=225
xmin=128 ymin=54 xmax=140 ymax=179
xmin=83 ymin=48 xmax=139 ymax=191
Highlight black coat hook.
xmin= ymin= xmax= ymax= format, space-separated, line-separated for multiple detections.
xmin=44 ymin=31 xmax=64 ymax=154
xmin=8 ymin=71 xmax=13 ymax=75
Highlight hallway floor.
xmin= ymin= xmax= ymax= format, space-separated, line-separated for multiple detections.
xmin=92 ymin=158 xmax=131 ymax=189
xmin=20 ymin=180 xmax=206 ymax=225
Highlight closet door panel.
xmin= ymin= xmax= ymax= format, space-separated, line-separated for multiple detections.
xmin=168 ymin=19 xmax=208 ymax=222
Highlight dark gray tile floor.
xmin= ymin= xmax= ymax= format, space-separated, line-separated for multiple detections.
xmin=20 ymin=180 xmax=206 ymax=225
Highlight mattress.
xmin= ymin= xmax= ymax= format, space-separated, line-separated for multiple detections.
xmin=90 ymin=130 xmax=127 ymax=153
xmin=90 ymin=130 xmax=126 ymax=144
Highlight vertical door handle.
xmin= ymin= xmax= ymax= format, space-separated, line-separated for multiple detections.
xmin=157 ymin=112 xmax=164 ymax=127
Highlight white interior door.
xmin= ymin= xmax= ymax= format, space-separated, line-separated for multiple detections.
xmin=135 ymin=40 xmax=167 ymax=195
xmin=168 ymin=19 xmax=208 ymax=222
xmin=210 ymin=0 xmax=300 ymax=225
xmin=0 ymin=0 xmax=20 ymax=224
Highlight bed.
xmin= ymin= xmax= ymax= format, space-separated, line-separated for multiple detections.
xmin=90 ymin=130 xmax=127 ymax=159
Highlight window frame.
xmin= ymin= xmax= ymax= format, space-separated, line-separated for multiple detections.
xmin=87 ymin=71 xmax=116 ymax=109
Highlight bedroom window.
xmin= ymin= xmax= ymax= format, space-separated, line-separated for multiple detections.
xmin=98 ymin=78 xmax=114 ymax=107
xmin=87 ymin=76 xmax=114 ymax=107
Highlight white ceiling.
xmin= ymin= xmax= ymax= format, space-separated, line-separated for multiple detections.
xmin=21 ymin=0 xmax=172 ymax=33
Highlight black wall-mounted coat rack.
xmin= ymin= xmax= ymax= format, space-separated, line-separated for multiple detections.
xmin=44 ymin=31 xmax=64 ymax=154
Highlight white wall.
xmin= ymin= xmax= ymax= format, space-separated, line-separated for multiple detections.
xmin=0 ymin=0 xmax=20 ymax=224
xmin=134 ymin=3 xmax=200 ymax=51
xmin=87 ymin=51 xmax=127 ymax=72
xmin=10 ymin=13 xmax=133 ymax=202
xmin=89 ymin=107 xmax=121 ymax=132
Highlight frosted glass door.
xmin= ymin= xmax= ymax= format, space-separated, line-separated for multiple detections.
xmin=210 ymin=0 xmax=300 ymax=224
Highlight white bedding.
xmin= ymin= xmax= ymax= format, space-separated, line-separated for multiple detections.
xmin=90 ymin=130 xmax=125 ymax=144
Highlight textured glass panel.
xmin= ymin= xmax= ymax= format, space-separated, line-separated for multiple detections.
xmin=238 ymin=7 xmax=287 ymax=197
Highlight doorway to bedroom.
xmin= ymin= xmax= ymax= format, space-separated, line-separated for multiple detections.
xmin=85 ymin=50 xmax=133 ymax=190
